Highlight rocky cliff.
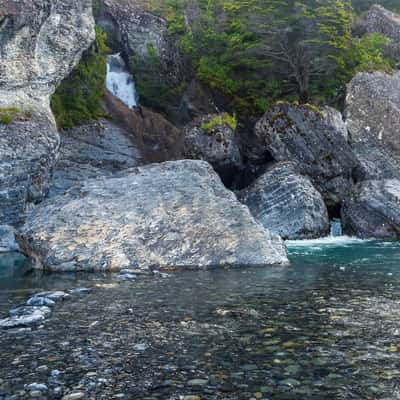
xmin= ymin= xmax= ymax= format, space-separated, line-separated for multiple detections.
xmin=0 ymin=0 xmax=95 ymax=226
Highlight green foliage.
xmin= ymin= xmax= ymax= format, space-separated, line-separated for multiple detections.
xmin=129 ymin=43 xmax=185 ymax=112
xmin=201 ymin=113 xmax=237 ymax=133
xmin=0 ymin=107 xmax=31 ymax=125
xmin=51 ymin=27 xmax=109 ymax=128
xmin=144 ymin=0 xmax=395 ymax=115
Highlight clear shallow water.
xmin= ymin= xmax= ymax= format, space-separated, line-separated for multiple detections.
xmin=1 ymin=240 xmax=400 ymax=399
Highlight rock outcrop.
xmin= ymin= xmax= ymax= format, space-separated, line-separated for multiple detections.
xmin=96 ymin=0 xmax=183 ymax=84
xmin=105 ymin=92 xmax=183 ymax=163
xmin=0 ymin=225 xmax=19 ymax=253
xmin=183 ymin=114 xmax=242 ymax=186
xmin=0 ymin=0 xmax=95 ymax=225
xmin=50 ymin=119 xmax=141 ymax=197
xmin=342 ymin=179 xmax=400 ymax=240
xmin=0 ymin=111 xmax=60 ymax=225
xmin=367 ymin=5 xmax=400 ymax=60
xmin=346 ymin=71 xmax=400 ymax=179
xmin=18 ymin=160 xmax=288 ymax=272
xmin=252 ymin=104 xmax=359 ymax=207
xmin=0 ymin=0 xmax=95 ymax=107
xmin=238 ymin=162 xmax=329 ymax=240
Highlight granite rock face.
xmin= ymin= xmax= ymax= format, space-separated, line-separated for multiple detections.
xmin=367 ymin=5 xmax=400 ymax=60
xmin=19 ymin=160 xmax=288 ymax=271
xmin=0 ymin=225 xmax=19 ymax=253
xmin=96 ymin=0 xmax=183 ymax=84
xmin=238 ymin=162 xmax=329 ymax=240
xmin=342 ymin=179 xmax=400 ymax=240
xmin=50 ymin=119 xmax=141 ymax=197
xmin=0 ymin=0 xmax=95 ymax=225
xmin=183 ymin=114 xmax=242 ymax=185
xmin=253 ymin=104 xmax=359 ymax=207
xmin=346 ymin=71 xmax=400 ymax=179
xmin=0 ymin=0 xmax=95 ymax=107
xmin=0 ymin=112 xmax=60 ymax=225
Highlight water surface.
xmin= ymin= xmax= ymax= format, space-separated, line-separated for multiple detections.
xmin=1 ymin=239 xmax=400 ymax=399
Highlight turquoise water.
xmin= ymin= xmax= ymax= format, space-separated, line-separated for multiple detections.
xmin=1 ymin=239 xmax=400 ymax=398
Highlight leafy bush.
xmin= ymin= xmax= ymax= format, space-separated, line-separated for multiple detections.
xmin=129 ymin=43 xmax=186 ymax=113
xmin=51 ymin=27 xmax=109 ymax=128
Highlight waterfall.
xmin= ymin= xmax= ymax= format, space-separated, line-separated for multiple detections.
xmin=106 ymin=54 xmax=138 ymax=108
xmin=330 ymin=218 xmax=343 ymax=237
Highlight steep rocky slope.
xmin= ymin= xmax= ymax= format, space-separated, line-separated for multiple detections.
xmin=0 ymin=0 xmax=95 ymax=226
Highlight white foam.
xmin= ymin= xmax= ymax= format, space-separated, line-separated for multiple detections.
xmin=286 ymin=236 xmax=368 ymax=248
xmin=106 ymin=54 xmax=138 ymax=108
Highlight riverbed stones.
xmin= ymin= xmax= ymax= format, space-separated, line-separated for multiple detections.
xmin=238 ymin=162 xmax=329 ymax=239
xmin=253 ymin=103 xmax=359 ymax=206
xmin=342 ymin=179 xmax=400 ymax=239
xmin=19 ymin=160 xmax=288 ymax=271
xmin=346 ymin=71 xmax=400 ymax=179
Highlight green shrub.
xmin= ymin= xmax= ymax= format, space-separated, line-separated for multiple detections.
xmin=51 ymin=27 xmax=109 ymax=128
xmin=201 ymin=113 xmax=237 ymax=133
xmin=129 ymin=43 xmax=186 ymax=113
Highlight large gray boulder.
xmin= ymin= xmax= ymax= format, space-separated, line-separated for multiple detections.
xmin=50 ymin=119 xmax=141 ymax=197
xmin=19 ymin=160 xmax=288 ymax=271
xmin=346 ymin=71 xmax=400 ymax=180
xmin=342 ymin=179 xmax=400 ymax=240
xmin=252 ymin=104 xmax=359 ymax=207
xmin=0 ymin=0 xmax=95 ymax=225
xmin=238 ymin=162 xmax=329 ymax=240
xmin=183 ymin=114 xmax=242 ymax=185
xmin=367 ymin=5 xmax=400 ymax=60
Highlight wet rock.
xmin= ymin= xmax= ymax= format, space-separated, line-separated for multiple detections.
xmin=0 ymin=225 xmax=20 ymax=252
xmin=0 ymin=306 xmax=51 ymax=329
xmin=61 ymin=393 xmax=85 ymax=400
xmin=70 ymin=288 xmax=91 ymax=295
xmin=238 ymin=162 xmax=329 ymax=239
xmin=50 ymin=119 xmax=141 ymax=197
xmin=346 ymin=71 xmax=400 ymax=179
xmin=34 ymin=291 xmax=70 ymax=301
xmin=342 ymin=179 xmax=400 ymax=239
xmin=19 ymin=160 xmax=288 ymax=271
xmin=187 ymin=379 xmax=208 ymax=386
xmin=252 ymin=104 xmax=359 ymax=206
xmin=25 ymin=384 xmax=47 ymax=392
xmin=183 ymin=113 xmax=242 ymax=186
xmin=26 ymin=297 xmax=56 ymax=307
xmin=0 ymin=0 xmax=95 ymax=226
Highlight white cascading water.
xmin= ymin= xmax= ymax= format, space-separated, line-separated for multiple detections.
xmin=106 ymin=54 xmax=138 ymax=108
xmin=330 ymin=218 xmax=343 ymax=237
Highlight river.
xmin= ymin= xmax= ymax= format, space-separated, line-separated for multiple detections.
xmin=1 ymin=239 xmax=400 ymax=399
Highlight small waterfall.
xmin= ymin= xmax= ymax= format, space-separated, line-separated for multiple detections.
xmin=330 ymin=218 xmax=343 ymax=237
xmin=106 ymin=54 xmax=138 ymax=108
